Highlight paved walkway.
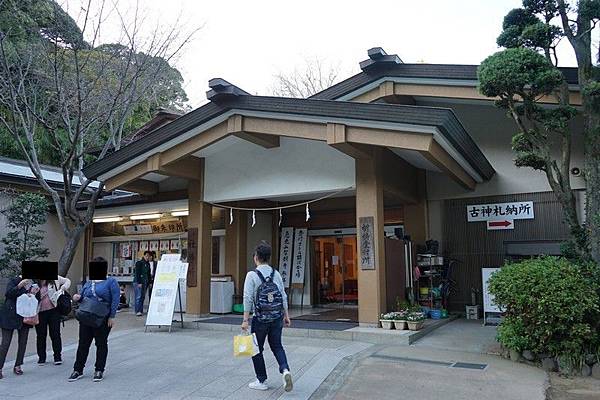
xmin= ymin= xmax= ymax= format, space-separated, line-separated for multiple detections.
xmin=2 ymin=317 xmax=371 ymax=400
xmin=313 ymin=319 xmax=549 ymax=400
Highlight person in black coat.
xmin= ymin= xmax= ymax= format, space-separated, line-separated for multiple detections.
xmin=0 ymin=276 xmax=38 ymax=378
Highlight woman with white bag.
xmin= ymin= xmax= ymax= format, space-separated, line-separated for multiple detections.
xmin=34 ymin=276 xmax=71 ymax=365
xmin=0 ymin=276 xmax=39 ymax=378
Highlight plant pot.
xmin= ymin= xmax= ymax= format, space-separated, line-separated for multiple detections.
xmin=393 ymin=320 xmax=407 ymax=330
xmin=407 ymin=321 xmax=424 ymax=331
xmin=380 ymin=320 xmax=394 ymax=330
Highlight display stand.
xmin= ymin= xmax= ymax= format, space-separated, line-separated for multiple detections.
xmin=482 ymin=267 xmax=502 ymax=326
xmin=145 ymin=254 xmax=187 ymax=333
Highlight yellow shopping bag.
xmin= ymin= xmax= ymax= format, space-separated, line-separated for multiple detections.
xmin=234 ymin=332 xmax=259 ymax=358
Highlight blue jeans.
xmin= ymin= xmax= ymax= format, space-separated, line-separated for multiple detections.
xmin=251 ymin=317 xmax=289 ymax=383
xmin=134 ymin=284 xmax=146 ymax=314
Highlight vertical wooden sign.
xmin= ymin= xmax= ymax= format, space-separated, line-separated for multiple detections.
xmin=187 ymin=227 xmax=198 ymax=287
xmin=359 ymin=216 xmax=375 ymax=270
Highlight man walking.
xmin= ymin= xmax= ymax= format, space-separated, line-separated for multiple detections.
xmin=242 ymin=241 xmax=293 ymax=392
xmin=133 ymin=251 xmax=151 ymax=316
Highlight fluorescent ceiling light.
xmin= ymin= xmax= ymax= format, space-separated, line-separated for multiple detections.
xmin=171 ymin=210 xmax=189 ymax=217
xmin=93 ymin=217 xmax=123 ymax=223
xmin=130 ymin=213 xmax=162 ymax=220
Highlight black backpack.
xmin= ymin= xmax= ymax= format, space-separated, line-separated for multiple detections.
xmin=253 ymin=268 xmax=284 ymax=322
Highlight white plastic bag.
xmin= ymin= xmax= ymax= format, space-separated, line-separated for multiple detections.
xmin=16 ymin=294 xmax=38 ymax=317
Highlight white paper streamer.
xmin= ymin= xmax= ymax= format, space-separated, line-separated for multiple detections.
xmin=279 ymin=209 xmax=282 ymax=227
xmin=252 ymin=210 xmax=256 ymax=227
xmin=229 ymin=208 xmax=233 ymax=225
xmin=305 ymin=203 xmax=310 ymax=222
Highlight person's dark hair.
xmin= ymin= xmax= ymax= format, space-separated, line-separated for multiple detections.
xmin=92 ymin=256 xmax=106 ymax=263
xmin=254 ymin=241 xmax=272 ymax=263
xmin=144 ymin=251 xmax=152 ymax=256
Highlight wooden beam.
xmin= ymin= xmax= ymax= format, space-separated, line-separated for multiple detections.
xmin=230 ymin=114 xmax=280 ymax=148
xmin=160 ymin=121 xmax=229 ymax=166
xmin=420 ymin=140 xmax=477 ymax=190
xmin=158 ymin=156 xmax=203 ymax=181
xmin=326 ymin=123 xmax=372 ymax=159
xmin=119 ymin=179 xmax=158 ymax=195
xmin=349 ymin=81 xmax=582 ymax=106
xmin=104 ymin=161 xmax=148 ymax=191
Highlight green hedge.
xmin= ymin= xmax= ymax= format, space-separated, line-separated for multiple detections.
xmin=489 ymin=257 xmax=600 ymax=368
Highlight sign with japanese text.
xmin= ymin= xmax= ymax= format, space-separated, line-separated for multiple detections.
xmin=124 ymin=225 xmax=153 ymax=235
xmin=467 ymin=201 xmax=534 ymax=222
xmin=291 ymin=228 xmax=307 ymax=285
xmin=359 ymin=216 xmax=375 ymax=270
xmin=482 ymin=268 xmax=502 ymax=313
xmin=278 ymin=227 xmax=294 ymax=288
xmin=146 ymin=253 xmax=183 ymax=327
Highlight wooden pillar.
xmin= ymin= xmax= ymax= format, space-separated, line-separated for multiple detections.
xmin=187 ymin=159 xmax=212 ymax=316
xmin=225 ymin=210 xmax=247 ymax=293
xmin=271 ymin=210 xmax=280 ymax=267
xmin=356 ymin=147 xmax=387 ymax=326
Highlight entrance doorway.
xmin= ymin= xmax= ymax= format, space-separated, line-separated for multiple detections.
xmin=305 ymin=235 xmax=359 ymax=322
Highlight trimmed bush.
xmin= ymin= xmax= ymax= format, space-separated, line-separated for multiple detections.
xmin=489 ymin=257 xmax=600 ymax=370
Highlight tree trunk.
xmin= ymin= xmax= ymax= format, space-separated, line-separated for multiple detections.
xmin=58 ymin=226 xmax=85 ymax=277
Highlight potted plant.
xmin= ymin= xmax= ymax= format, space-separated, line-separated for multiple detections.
xmin=393 ymin=310 xmax=408 ymax=330
xmin=379 ymin=312 xmax=395 ymax=329
xmin=407 ymin=312 xmax=426 ymax=331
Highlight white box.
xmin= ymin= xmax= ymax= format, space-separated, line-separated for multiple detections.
xmin=210 ymin=281 xmax=234 ymax=314
xmin=465 ymin=305 xmax=480 ymax=320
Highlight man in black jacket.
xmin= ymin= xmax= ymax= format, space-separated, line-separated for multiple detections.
xmin=133 ymin=251 xmax=151 ymax=316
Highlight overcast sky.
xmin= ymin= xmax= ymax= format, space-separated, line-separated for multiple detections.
xmin=66 ymin=0 xmax=579 ymax=108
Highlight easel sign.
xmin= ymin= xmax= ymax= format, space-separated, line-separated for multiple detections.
xmin=482 ymin=267 xmax=502 ymax=326
xmin=145 ymin=254 xmax=185 ymax=332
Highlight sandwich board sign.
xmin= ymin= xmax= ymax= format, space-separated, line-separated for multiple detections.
xmin=146 ymin=254 xmax=184 ymax=330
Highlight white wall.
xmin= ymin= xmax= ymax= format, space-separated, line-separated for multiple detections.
xmin=203 ymin=137 xmax=355 ymax=203
xmin=0 ymin=192 xmax=84 ymax=285
xmin=422 ymin=101 xmax=586 ymax=201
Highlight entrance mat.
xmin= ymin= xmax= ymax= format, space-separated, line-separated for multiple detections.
xmin=370 ymin=354 xmax=487 ymax=370
xmin=198 ymin=316 xmax=357 ymax=331
xmin=293 ymin=308 xmax=358 ymax=322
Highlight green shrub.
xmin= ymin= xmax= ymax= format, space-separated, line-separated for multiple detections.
xmin=489 ymin=257 xmax=600 ymax=367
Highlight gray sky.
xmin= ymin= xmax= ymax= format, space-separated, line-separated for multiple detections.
xmin=67 ymin=0 xmax=579 ymax=108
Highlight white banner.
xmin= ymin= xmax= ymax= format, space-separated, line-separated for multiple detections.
xmin=467 ymin=201 xmax=534 ymax=222
xmin=278 ymin=228 xmax=294 ymax=288
xmin=291 ymin=228 xmax=308 ymax=285
xmin=146 ymin=254 xmax=182 ymax=327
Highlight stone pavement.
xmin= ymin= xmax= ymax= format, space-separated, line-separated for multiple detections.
xmin=313 ymin=320 xmax=549 ymax=400
xmin=1 ymin=319 xmax=371 ymax=400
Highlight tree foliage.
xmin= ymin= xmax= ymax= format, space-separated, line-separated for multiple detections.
xmin=478 ymin=0 xmax=600 ymax=262
xmin=489 ymin=257 xmax=600 ymax=371
xmin=0 ymin=192 xmax=49 ymax=277
xmin=0 ymin=0 xmax=196 ymax=275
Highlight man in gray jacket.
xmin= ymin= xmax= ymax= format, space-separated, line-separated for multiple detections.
xmin=242 ymin=241 xmax=293 ymax=392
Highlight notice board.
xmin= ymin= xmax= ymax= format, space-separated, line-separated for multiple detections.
xmin=482 ymin=267 xmax=502 ymax=313
xmin=146 ymin=254 xmax=183 ymax=327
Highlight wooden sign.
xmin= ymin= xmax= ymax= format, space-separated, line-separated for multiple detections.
xmin=291 ymin=228 xmax=308 ymax=284
xmin=278 ymin=227 xmax=294 ymax=288
xmin=359 ymin=216 xmax=375 ymax=270
xmin=186 ymin=228 xmax=198 ymax=287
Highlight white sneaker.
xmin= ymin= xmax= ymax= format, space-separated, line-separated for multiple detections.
xmin=282 ymin=369 xmax=293 ymax=392
xmin=248 ymin=379 xmax=268 ymax=391
xmin=136 ymin=312 xmax=142 ymax=316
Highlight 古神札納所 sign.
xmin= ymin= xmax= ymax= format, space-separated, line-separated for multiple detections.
xmin=467 ymin=201 xmax=534 ymax=222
